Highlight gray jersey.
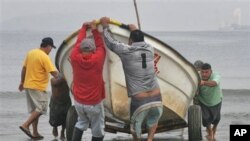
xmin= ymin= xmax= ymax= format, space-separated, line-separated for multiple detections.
xmin=103 ymin=27 xmax=159 ymax=97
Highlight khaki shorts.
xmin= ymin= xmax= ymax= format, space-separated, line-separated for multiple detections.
xmin=25 ymin=89 xmax=48 ymax=114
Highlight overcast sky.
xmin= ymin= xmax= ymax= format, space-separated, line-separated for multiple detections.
xmin=1 ymin=0 xmax=250 ymax=31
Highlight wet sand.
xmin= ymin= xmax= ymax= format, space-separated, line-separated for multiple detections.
xmin=0 ymin=89 xmax=249 ymax=141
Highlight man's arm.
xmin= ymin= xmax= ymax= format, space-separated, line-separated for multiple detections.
xmin=75 ymin=24 xmax=88 ymax=48
xmin=50 ymin=71 xmax=59 ymax=80
xmin=51 ymin=73 xmax=65 ymax=86
xmin=92 ymin=29 xmax=104 ymax=49
xmin=100 ymin=17 xmax=130 ymax=54
xmin=88 ymin=21 xmax=106 ymax=59
xmin=200 ymin=73 xmax=220 ymax=87
xmin=18 ymin=66 xmax=26 ymax=91
xmin=70 ymin=23 xmax=88 ymax=57
xmin=200 ymin=80 xmax=217 ymax=87
xmin=90 ymin=20 xmax=104 ymax=50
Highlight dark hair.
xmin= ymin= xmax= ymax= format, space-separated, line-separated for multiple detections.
xmin=129 ymin=30 xmax=144 ymax=42
xmin=201 ymin=63 xmax=212 ymax=70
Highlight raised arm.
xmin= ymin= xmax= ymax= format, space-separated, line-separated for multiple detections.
xmin=90 ymin=20 xmax=104 ymax=51
xmin=71 ymin=23 xmax=88 ymax=54
xmin=75 ymin=24 xmax=88 ymax=48
xmin=100 ymin=17 xmax=130 ymax=54
xmin=88 ymin=20 xmax=106 ymax=59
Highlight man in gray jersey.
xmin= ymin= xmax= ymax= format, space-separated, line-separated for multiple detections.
xmin=100 ymin=17 xmax=163 ymax=141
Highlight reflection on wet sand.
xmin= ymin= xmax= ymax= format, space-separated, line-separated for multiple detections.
xmin=1 ymin=90 xmax=250 ymax=141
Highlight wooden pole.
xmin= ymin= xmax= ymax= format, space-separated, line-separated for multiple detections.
xmin=133 ymin=0 xmax=141 ymax=30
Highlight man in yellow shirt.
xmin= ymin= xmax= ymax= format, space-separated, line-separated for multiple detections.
xmin=18 ymin=37 xmax=58 ymax=139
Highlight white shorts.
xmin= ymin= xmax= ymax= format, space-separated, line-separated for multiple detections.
xmin=25 ymin=89 xmax=48 ymax=114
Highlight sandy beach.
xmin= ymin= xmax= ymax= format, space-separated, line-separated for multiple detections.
xmin=0 ymin=89 xmax=249 ymax=141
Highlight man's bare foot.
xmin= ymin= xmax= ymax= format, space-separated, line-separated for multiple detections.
xmin=21 ymin=124 xmax=30 ymax=131
xmin=213 ymin=126 xmax=217 ymax=137
xmin=207 ymin=129 xmax=214 ymax=140
xmin=19 ymin=125 xmax=33 ymax=138
xmin=206 ymin=127 xmax=215 ymax=140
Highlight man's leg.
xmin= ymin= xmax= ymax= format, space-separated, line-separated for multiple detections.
xmin=132 ymin=132 xmax=141 ymax=141
xmin=21 ymin=111 xmax=41 ymax=132
xmin=147 ymin=124 xmax=158 ymax=141
xmin=131 ymin=116 xmax=143 ymax=141
xmin=72 ymin=101 xmax=90 ymax=141
xmin=211 ymin=102 xmax=222 ymax=140
xmin=200 ymin=102 xmax=214 ymax=139
xmin=212 ymin=125 xmax=217 ymax=138
xmin=21 ymin=89 xmax=47 ymax=139
xmin=146 ymin=106 xmax=162 ymax=141
xmin=31 ymin=113 xmax=43 ymax=137
xmin=206 ymin=125 xmax=214 ymax=140
xmin=90 ymin=102 xmax=105 ymax=141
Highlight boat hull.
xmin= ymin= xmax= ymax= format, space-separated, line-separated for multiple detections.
xmin=55 ymin=22 xmax=199 ymax=133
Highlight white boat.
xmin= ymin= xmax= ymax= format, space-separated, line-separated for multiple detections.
xmin=55 ymin=19 xmax=202 ymax=140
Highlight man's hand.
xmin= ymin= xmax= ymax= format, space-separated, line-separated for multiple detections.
xmin=90 ymin=20 xmax=97 ymax=30
xmin=82 ymin=22 xmax=91 ymax=27
xmin=18 ymin=83 xmax=24 ymax=92
xmin=100 ymin=17 xmax=110 ymax=27
xmin=128 ymin=24 xmax=137 ymax=31
xmin=200 ymin=80 xmax=205 ymax=86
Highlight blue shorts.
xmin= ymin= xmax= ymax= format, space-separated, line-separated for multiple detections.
xmin=130 ymin=94 xmax=163 ymax=138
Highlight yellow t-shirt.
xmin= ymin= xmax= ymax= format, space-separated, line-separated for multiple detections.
xmin=23 ymin=48 xmax=56 ymax=91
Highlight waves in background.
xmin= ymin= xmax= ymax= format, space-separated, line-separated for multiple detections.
xmin=0 ymin=30 xmax=249 ymax=91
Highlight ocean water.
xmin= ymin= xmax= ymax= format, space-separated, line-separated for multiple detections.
xmin=150 ymin=31 xmax=250 ymax=90
xmin=0 ymin=30 xmax=250 ymax=91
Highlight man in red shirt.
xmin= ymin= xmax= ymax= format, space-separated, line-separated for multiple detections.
xmin=70 ymin=20 xmax=106 ymax=141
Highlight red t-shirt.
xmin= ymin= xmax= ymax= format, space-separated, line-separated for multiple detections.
xmin=70 ymin=25 xmax=106 ymax=105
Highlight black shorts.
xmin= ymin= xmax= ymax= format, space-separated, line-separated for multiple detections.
xmin=199 ymin=101 xmax=222 ymax=127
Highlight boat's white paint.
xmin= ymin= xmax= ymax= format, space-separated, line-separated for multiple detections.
xmin=55 ymin=23 xmax=199 ymax=132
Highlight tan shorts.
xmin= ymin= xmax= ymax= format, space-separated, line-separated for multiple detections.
xmin=25 ymin=89 xmax=48 ymax=114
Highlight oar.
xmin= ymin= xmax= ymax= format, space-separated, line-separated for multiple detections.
xmin=95 ymin=19 xmax=130 ymax=30
xmin=58 ymin=19 xmax=128 ymax=47
xmin=133 ymin=0 xmax=141 ymax=30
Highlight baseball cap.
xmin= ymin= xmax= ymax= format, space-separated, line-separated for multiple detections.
xmin=80 ymin=38 xmax=96 ymax=52
xmin=42 ymin=37 xmax=56 ymax=49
